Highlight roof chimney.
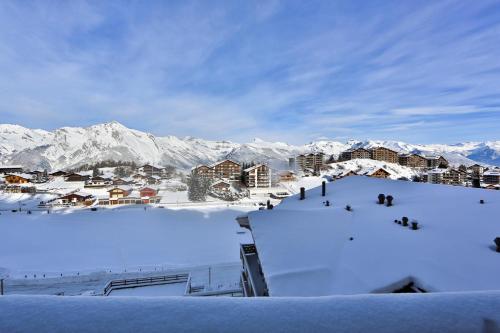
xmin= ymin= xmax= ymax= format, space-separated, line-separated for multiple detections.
xmin=300 ymin=187 xmax=305 ymax=200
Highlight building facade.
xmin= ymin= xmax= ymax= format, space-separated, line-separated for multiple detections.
xmin=369 ymin=147 xmax=399 ymax=164
xmin=244 ymin=164 xmax=271 ymax=188
xmin=398 ymin=154 xmax=427 ymax=168
xmin=211 ymin=160 xmax=241 ymax=180
xmin=340 ymin=148 xmax=370 ymax=161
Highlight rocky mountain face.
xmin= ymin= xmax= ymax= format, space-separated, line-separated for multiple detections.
xmin=0 ymin=122 xmax=498 ymax=171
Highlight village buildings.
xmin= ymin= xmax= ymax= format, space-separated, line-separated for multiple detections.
xmin=296 ymin=153 xmax=325 ymax=172
xmin=244 ymin=164 xmax=271 ymax=188
xmin=3 ymin=173 xmax=32 ymax=184
xmin=483 ymin=169 xmax=500 ymax=185
xmin=138 ymin=164 xmax=164 ymax=177
xmin=398 ymin=154 xmax=428 ymax=168
xmin=426 ymin=156 xmax=449 ymax=168
xmin=339 ymin=148 xmax=370 ymax=161
xmin=369 ymin=147 xmax=399 ymax=164
xmin=0 ymin=165 xmax=23 ymax=174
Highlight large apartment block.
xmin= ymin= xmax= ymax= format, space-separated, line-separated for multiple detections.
xmin=191 ymin=159 xmax=241 ymax=181
xmin=296 ymin=153 xmax=325 ymax=172
xmin=339 ymin=148 xmax=370 ymax=161
xmin=398 ymin=154 xmax=428 ymax=168
xmin=369 ymin=147 xmax=399 ymax=164
xmin=244 ymin=164 xmax=271 ymax=188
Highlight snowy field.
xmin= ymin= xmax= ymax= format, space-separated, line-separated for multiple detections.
xmin=0 ymin=206 xmax=254 ymax=280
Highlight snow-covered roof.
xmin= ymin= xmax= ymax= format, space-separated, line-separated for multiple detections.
xmin=484 ymin=170 xmax=500 ymax=176
xmin=4 ymin=173 xmax=32 ymax=180
xmin=1 ymin=292 xmax=499 ymax=332
xmin=0 ymin=165 xmax=23 ymax=169
xmin=247 ymin=176 xmax=500 ymax=297
xmin=244 ymin=164 xmax=266 ymax=172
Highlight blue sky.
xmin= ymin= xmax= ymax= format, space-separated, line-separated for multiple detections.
xmin=0 ymin=0 xmax=499 ymax=144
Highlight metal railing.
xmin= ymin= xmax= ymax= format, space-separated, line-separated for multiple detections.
xmin=103 ymin=273 xmax=189 ymax=296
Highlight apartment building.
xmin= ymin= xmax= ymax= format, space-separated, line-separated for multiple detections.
xmin=369 ymin=147 xmax=399 ymax=164
xmin=244 ymin=164 xmax=271 ymax=188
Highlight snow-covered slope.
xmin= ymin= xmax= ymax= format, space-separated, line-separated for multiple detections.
xmin=0 ymin=122 xmax=498 ymax=171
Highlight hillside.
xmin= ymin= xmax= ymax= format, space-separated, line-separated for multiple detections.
xmin=0 ymin=122 xmax=499 ymax=171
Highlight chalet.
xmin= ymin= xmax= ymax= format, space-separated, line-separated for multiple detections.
xmin=4 ymin=173 xmax=32 ymax=184
xmin=108 ymin=187 xmax=131 ymax=199
xmin=469 ymin=164 xmax=484 ymax=176
xmin=84 ymin=176 xmax=112 ymax=188
xmin=65 ymin=173 xmax=90 ymax=182
xmin=398 ymin=154 xmax=427 ymax=168
xmin=191 ymin=165 xmax=215 ymax=179
xmin=139 ymin=187 xmax=161 ymax=204
xmin=211 ymin=160 xmax=241 ymax=181
xmin=244 ymin=164 xmax=271 ymax=188
xmin=425 ymin=168 xmax=446 ymax=184
xmin=296 ymin=153 xmax=325 ymax=172
xmin=369 ymin=147 xmax=399 ymax=164
xmin=365 ymin=168 xmax=391 ymax=179
xmin=279 ymin=171 xmax=296 ymax=182
xmin=211 ymin=180 xmax=231 ymax=192
xmin=339 ymin=148 xmax=370 ymax=161
xmin=50 ymin=170 xmax=68 ymax=177
xmin=483 ymin=170 xmax=500 ymax=185
xmin=112 ymin=178 xmax=133 ymax=186
xmin=138 ymin=164 xmax=164 ymax=177
xmin=57 ymin=192 xmax=95 ymax=206
xmin=332 ymin=170 xmax=358 ymax=179
xmin=0 ymin=165 xmax=23 ymax=174
xmin=426 ymin=156 xmax=449 ymax=168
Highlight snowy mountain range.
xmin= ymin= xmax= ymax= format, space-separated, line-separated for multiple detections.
xmin=0 ymin=121 xmax=499 ymax=171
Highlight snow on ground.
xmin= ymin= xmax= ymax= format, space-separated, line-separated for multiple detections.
xmin=249 ymin=176 xmax=500 ymax=296
xmin=0 ymin=192 xmax=57 ymax=210
xmin=326 ymin=159 xmax=420 ymax=180
xmin=278 ymin=176 xmax=327 ymax=194
xmin=109 ymin=282 xmax=187 ymax=296
xmin=1 ymin=291 xmax=499 ymax=332
xmin=0 ymin=206 xmax=254 ymax=278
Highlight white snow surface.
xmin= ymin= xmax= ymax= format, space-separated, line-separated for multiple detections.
xmin=1 ymin=292 xmax=499 ymax=332
xmin=1 ymin=122 xmax=499 ymax=170
xmin=0 ymin=206 xmax=253 ymax=278
xmin=248 ymin=176 xmax=500 ymax=296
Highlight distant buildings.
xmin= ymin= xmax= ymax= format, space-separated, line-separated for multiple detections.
xmin=0 ymin=165 xmax=23 ymax=174
xmin=398 ymin=154 xmax=427 ymax=168
xmin=191 ymin=159 xmax=242 ymax=182
xmin=340 ymin=148 xmax=370 ymax=161
xmin=483 ymin=170 xmax=500 ymax=185
xmin=4 ymin=173 xmax=32 ymax=184
xmin=296 ymin=153 xmax=325 ymax=172
xmin=244 ymin=164 xmax=271 ymax=188
xmin=369 ymin=147 xmax=399 ymax=164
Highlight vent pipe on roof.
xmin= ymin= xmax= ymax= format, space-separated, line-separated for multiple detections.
xmin=321 ymin=181 xmax=326 ymax=197
xmin=495 ymin=237 xmax=500 ymax=253
xmin=300 ymin=187 xmax=305 ymax=200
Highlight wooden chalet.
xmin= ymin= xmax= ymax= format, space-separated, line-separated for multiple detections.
xmin=4 ymin=173 xmax=32 ymax=184
xmin=0 ymin=165 xmax=23 ymax=174
xmin=191 ymin=165 xmax=215 ymax=178
xmin=138 ymin=164 xmax=164 ymax=177
xmin=58 ymin=192 xmax=95 ymax=206
xmin=366 ymin=168 xmax=391 ymax=179
xmin=211 ymin=180 xmax=231 ymax=192
xmin=65 ymin=173 xmax=90 ymax=182
xmin=211 ymin=160 xmax=241 ymax=180
xmin=50 ymin=170 xmax=68 ymax=177
xmin=139 ymin=187 xmax=160 ymax=204
xmin=279 ymin=171 xmax=296 ymax=182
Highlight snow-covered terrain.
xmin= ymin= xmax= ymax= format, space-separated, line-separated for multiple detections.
xmin=1 ymin=292 xmax=499 ymax=332
xmin=248 ymin=176 xmax=500 ymax=297
xmin=1 ymin=122 xmax=499 ymax=171
xmin=0 ymin=206 xmax=253 ymax=278
xmin=325 ymin=159 xmax=420 ymax=180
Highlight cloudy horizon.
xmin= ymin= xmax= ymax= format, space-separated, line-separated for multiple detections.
xmin=1 ymin=0 xmax=499 ymax=144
